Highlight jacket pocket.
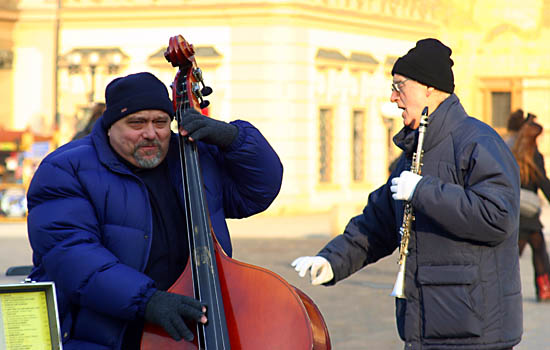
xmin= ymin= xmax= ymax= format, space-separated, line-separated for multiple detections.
xmin=418 ymin=265 xmax=483 ymax=339
xmin=73 ymin=307 xmax=124 ymax=347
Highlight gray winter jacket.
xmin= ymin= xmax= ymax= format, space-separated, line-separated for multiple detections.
xmin=319 ymin=94 xmax=522 ymax=350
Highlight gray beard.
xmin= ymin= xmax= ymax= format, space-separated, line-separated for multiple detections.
xmin=133 ymin=140 xmax=163 ymax=168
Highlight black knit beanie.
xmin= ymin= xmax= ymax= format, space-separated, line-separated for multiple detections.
xmin=391 ymin=38 xmax=455 ymax=94
xmin=101 ymin=72 xmax=174 ymax=130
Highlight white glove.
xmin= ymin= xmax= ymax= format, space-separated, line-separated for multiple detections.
xmin=291 ymin=256 xmax=334 ymax=286
xmin=390 ymin=170 xmax=423 ymax=201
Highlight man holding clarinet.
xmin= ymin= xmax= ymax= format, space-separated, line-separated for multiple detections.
xmin=292 ymin=38 xmax=522 ymax=350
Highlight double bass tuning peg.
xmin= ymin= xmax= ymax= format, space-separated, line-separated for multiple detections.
xmin=192 ymin=82 xmax=210 ymax=109
xmin=191 ymin=67 xmax=212 ymax=109
xmin=201 ymin=86 xmax=213 ymax=97
xmin=193 ymin=68 xmax=213 ymax=97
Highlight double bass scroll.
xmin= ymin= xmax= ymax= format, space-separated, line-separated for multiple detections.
xmin=141 ymin=34 xmax=331 ymax=349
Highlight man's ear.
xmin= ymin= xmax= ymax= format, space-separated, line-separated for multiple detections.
xmin=426 ymin=86 xmax=435 ymax=97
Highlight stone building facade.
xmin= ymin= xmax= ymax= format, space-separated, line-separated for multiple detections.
xmin=1 ymin=0 xmax=550 ymax=232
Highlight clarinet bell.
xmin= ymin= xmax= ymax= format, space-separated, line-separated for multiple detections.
xmin=390 ymin=263 xmax=406 ymax=299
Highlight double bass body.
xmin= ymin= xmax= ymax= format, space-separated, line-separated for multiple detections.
xmin=142 ymin=238 xmax=331 ymax=349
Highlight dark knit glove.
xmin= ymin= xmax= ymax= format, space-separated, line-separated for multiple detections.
xmin=181 ymin=109 xmax=238 ymax=148
xmin=144 ymin=290 xmax=205 ymax=342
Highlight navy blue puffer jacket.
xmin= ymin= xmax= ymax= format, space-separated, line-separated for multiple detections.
xmin=26 ymin=117 xmax=283 ymax=349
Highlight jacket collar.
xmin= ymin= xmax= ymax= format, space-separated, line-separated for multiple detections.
xmin=393 ymin=94 xmax=467 ymax=156
xmin=91 ymin=116 xmax=126 ymax=173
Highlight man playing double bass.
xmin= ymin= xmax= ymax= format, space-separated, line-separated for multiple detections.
xmin=26 ymin=71 xmax=283 ymax=349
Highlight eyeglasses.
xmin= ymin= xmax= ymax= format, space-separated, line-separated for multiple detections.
xmin=391 ymin=78 xmax=410 ymax=93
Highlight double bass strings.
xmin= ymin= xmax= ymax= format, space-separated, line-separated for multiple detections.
xmin=177 ymin=72 xmax=230 ymax=348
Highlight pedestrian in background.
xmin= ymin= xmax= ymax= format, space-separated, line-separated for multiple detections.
xmin=512 ymin=113 xmax=550 ymax=301
xmin=504 ymin=109 xmax=526 ymax=148
xmin=292 ymin=38 xmax=522 ymax=350
xmin=72 ymin=102 xmax=106 ymax=140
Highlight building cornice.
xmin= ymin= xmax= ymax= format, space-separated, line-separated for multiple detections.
xmin=19 ymin=1 xmax=440 ymax=39
xmin=0 ymin=8 xmax=18 ymax=22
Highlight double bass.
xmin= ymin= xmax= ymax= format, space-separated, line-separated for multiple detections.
xmin=141 ymin=35 xmax=331 ymax=349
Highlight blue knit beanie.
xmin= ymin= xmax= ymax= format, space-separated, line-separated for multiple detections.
xmin=101 ymin=72 xmax=174 ymax=130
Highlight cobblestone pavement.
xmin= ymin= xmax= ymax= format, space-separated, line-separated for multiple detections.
xmin=1 ymin=221 xmax=549 ymax=349
xmin=231 ymin=237 xmax=549 ymax=350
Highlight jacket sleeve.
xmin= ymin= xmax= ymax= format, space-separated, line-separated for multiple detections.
xmin=318 ymin=182 xmax=399 ymax=284
xmin=27 ymin=159 xmax=155 ymax=321
xmin=217 ymin=120 xmax=283 ymax=218
xmin=411 ymin=136 xmax=520 ymax=246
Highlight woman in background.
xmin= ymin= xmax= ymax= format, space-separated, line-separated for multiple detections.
xmin=512 ymin=113 xmax=550 ymax=301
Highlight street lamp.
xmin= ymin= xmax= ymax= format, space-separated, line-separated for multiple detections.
xmin=88 ymin=52 xmax=99 ymax=103
xmin=59 ymin=48 xmax=129 ymax=103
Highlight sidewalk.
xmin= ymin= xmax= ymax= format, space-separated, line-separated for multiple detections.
xmin=539 ymin=201 xmax=550 ymax=241
xmin=1 ymin=208 xmax=549 ymax=349
xmin=226 ymin=211 xmax=334 ymax=239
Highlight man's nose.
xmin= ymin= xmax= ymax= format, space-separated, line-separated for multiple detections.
xmin=390 ymin=90 xmax=399 ymax=102
xmin=142 ymin=122 xmax=156 ymax=139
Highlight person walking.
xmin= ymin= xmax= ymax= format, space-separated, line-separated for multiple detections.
xmin=512 ymin=113 xmax=550 ymax=301
xmin=504 ymin=109 xmax=525 ymax=148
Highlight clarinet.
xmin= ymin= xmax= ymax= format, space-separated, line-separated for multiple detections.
xmin=390 ymin=106 xmax=429 ymax=299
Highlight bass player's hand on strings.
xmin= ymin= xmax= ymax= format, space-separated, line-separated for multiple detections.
xmin=144 ymin=290 xmax=207 ymax=342
xmin=179 ymin=109 xmax=238 ymax=148
xmin=291 ymin=256 xmax=334 ymax=285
